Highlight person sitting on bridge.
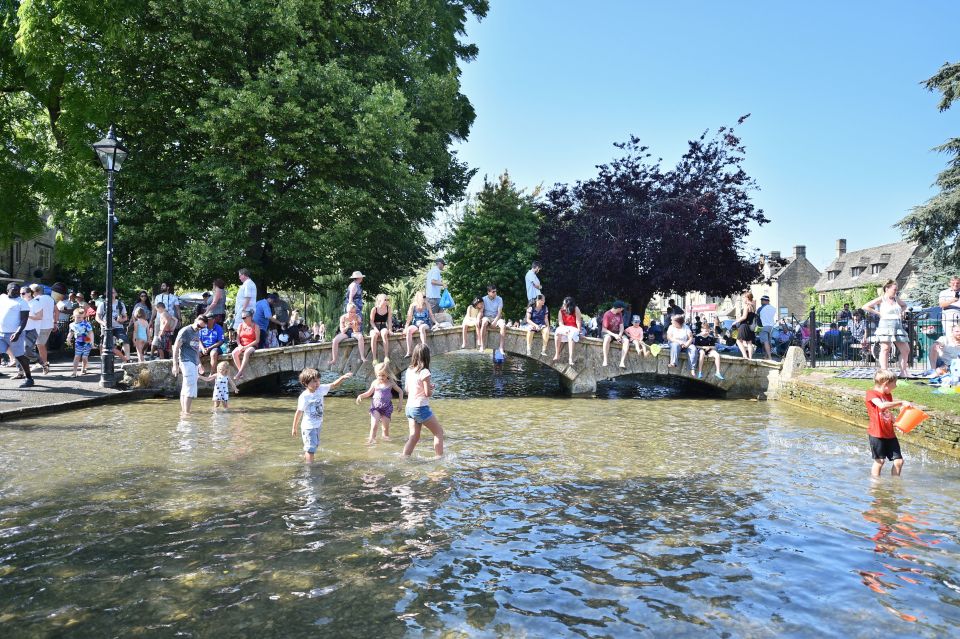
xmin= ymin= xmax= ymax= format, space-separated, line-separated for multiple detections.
xmin=479 ymin=284 xmax=506 ymax=356
xmin=694 ymin=324 xmax=724 ymax=380
xmin=369 ymin=293 xmax=393 ymax=363
xmin=524 ymin=295 xmax=550 ymax=357
xmin=331 ymin=302 xmax=367 ymax=365
xmin=460 ymin=297 xmax=483 ymax=349
xmin=403 ymin=291 xmax=436 ymax=358
xmin=601 ymin=301 xmax=630 ymax=368
xmin=667 ymin=314 xmax=697 ymax=374
xmin=624 ymin=315 xmax=651 ymax=362
xmin=232 ymin=309 xmax=260 ymax=381
xmin=553 ymin=296 xmax=582 ymax=366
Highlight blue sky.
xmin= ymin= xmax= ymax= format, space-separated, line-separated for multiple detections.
xmin=453 ymin=1 xmax=960 ymax=270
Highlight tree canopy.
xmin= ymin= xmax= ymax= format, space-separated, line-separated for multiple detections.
xmin=899 ymin=61 xmax=960 ymax=265
xmin=445 ymin=172 xmax=541 ymax=320
xmin=0 ymin=0 xmax=488 ymax=293
xmin=538 ymin=118 xmax=768 ymax=314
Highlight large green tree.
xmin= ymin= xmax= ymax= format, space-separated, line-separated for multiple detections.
xmin=899 ymin=61 xmax=960 ymax=264
xmin=1 ymin=0 xmax=487 ymax=293
xmin=445 ymin=172 xmax=541 ymax=320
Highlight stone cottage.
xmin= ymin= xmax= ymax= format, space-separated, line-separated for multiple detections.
xmin=749 ymin=245 xmax=822 ymax=320
xmin=813 ymin=239 xmax=924 ymax=305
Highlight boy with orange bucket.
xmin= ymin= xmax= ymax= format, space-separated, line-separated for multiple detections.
xmin=865 ymin=369 xmax=925 ymax=477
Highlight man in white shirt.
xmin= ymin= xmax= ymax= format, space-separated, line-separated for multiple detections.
xmin=234 ymin=268 xmax=257 ymax=329
xmin=21 ymin=286 xmax=41 ymax=364
xmin=425 ymin=258 xmax=446 ymax=314
xmin=28 ymin=283 xmax=56 ymax=374
xmin=938 ymin=276 xmax=960 ymax=334
xmin=151 ymin=282 xmax=181 ymax=324
xmin=0 ymin=283 xmax=33 ymax=387
xmin=756 ymin=294 xmax=778 ymax=360
xmin=524 ymin=261 xmax=542 ymax=304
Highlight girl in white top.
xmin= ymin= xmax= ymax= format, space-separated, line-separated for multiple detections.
xmin=401 ymin=344 xmax=445 ymax=458
xmin=862 ymin=279 xmax=910 ymax=377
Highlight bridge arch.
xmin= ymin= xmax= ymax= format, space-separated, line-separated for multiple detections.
xmin=122 ymin=326 xmax=791 ymax=399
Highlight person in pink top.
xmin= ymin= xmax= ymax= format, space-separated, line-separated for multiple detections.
xmin=623 ymin=315 xmax=650 ymax=366
xmin=601 ymin=300 xmax=630 ymax=368
xmin=402 ymin=344 xmax=444 ymax=458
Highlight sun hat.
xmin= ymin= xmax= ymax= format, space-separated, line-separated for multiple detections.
xmin=632 ymin=315 xmax=641 ymax=324
xmin=348 ymin=271 xmax=365 ymax=279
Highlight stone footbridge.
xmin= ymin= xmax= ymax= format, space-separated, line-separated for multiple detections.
xmin=122 ymin=326 xmax=801 ymax=398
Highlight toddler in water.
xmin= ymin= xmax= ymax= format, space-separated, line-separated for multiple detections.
xmin=865 ymin=369 xmax=913 ymax=477
xmin=356 ymin=362 xmax=404 ymax=444
xmin=199 ymin=361 xmax=239 ymax=409
xmin=68 ymin=308 xmax=94 ymax=376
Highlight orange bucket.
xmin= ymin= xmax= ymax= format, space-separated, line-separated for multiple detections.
xmin=895 ymin=407 xmax=929 ymax=434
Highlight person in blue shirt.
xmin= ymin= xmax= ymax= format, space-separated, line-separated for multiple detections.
xmin=253 ymin=294 xmax=276 ymax=348
xmin=198 ymin=320 xmax=225 ymax=375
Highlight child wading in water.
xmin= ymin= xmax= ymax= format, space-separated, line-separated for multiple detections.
xmin=402 ymin=344 xmax=445 ymax=458
xmin=356 ymin=362 xmax=404 ymax=444
xmin=291 ymin=368 xmax=352 ymax=462
xmin=200 ymin=361 xmax=239 ymax=409
xmin=68 ymin=308 xmax=94 ymax=376
xmin=866 ymin=369 xmax=913 ymax=477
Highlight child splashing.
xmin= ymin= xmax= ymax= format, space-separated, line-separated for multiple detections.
xmin=356 ymin=362 xmax=404 ymax=444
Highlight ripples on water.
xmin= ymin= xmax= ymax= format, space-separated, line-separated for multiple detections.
xmin=0 ymin=353 xmax=959 ymax=637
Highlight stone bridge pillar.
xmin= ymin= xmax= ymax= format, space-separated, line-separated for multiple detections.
xmin=558 ymin=371 xmax=597 ymax=396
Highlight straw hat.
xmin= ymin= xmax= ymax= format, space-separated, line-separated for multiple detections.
xmin=348 ymin=271 xmax=365 ymax=279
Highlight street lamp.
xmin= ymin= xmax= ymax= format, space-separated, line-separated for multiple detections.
xmin=91 ymin=126 xmax=128 ymax=388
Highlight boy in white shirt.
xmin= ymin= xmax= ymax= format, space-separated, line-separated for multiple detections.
xmin=291 ymin=368 xmax=352 ymax=462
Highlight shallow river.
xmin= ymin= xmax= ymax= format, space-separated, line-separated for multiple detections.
xmin=1 ymin=354 xmax=959 ymax=638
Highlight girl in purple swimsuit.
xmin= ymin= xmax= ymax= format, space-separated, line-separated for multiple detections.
xmin=356 ymin=362 xmax=404 ymax=445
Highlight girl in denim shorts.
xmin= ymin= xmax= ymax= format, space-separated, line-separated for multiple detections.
xmin=401 ymin=344 xmax=445 ymax=458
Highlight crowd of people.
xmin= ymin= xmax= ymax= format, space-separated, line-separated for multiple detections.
xmin=5 ymin=261 xmax=959 ymax=471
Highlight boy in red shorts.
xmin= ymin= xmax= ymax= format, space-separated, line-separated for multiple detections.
xmin=865 ymin=369 xmax=913 ymax=477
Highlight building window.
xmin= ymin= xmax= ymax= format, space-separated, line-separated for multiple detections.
xmin=12 ymin=240 xmax=22 ymax=265
xmin=850 ymin=266 xmax=866 ymax=277
xmin=827 ymin=271 xmax=838 ymax=281
xmin=37 ymin=245 xmax=52 ymax=271
xmin=819 ymin=294 xmax=826 ymax=305
xmin=871 ymin=264 xmax=884 ymax=274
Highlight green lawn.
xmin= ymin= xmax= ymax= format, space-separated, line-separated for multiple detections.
xmin=822 ymin=377 xmax=960 ymax=414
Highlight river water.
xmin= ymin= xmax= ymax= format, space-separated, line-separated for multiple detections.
xmin=1 ymin=353 xmax=959 ymax=638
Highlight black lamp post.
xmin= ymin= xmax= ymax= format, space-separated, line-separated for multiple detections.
xmin=91 ymin=126 xmax=128 ymax=388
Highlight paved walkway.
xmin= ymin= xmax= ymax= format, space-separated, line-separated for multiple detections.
xmin=0 ymin=359 xmax=151 ymax=421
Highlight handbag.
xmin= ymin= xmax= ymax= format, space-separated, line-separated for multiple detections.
xmin=439 ymin=288 xmax=455 ymax=309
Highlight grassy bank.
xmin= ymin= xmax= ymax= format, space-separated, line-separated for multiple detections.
xmin=822 ymin=376 xmax=960 ymax=413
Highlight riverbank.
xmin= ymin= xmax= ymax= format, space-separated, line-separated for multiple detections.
xmin=779 ymin=372 xmax=960 ymax=458
xmin=0 ymin=360 xmax=155 ymax=422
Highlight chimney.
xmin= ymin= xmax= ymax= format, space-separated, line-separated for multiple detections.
xmin=769 ymin=251 xmax=781 ymax=260
xmin=836 ymin=239 xmax=847 ymax=258
xmin=794 ymin=245 xmax=806 ymax=259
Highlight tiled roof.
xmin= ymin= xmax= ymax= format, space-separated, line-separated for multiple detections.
xmin=814 ymin=241 xmax=921 ymax=292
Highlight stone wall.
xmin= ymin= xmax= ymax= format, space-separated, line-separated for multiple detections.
xmin=779 ymin=377 xmax=960 ymax=458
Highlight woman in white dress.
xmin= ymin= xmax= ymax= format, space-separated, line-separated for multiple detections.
xmin=862 ymin=280 xmax=910 ymax=377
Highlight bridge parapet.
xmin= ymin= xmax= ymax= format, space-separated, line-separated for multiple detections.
xmin=121 ymin=326 xmax=791 ymax=398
